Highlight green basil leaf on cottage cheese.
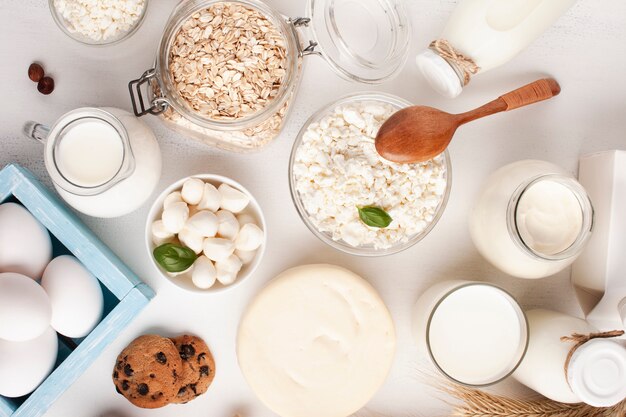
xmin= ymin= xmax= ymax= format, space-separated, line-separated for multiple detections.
xmin=153 ymin=243 xmax=197 ymax=273
xmin=357 ymin=206 xmax=393 ymax=228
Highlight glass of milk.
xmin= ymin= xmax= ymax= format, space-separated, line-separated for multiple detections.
xmin=23 ymin=107 xmax=161 ymax=218
xmin=470 ymin=160 xmax=593 ymax=279
xmin=413 ymin=281 xmax=528 ymax=386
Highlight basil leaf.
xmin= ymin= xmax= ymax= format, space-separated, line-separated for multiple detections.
xmin=153 ymin=243 xmax=198 ymax=273
xmin=357 ymin=206 xmax=393 ymax=228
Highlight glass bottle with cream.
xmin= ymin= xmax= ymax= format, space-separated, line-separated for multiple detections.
xmin=416 ymin=0 xmax=577 ymax=98
xmin=470 ymin=160 xmax=593 ymax=279
xmin=24 ymin=107 xmax=161 ymax=218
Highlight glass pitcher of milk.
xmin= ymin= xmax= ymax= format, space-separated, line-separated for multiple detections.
xmin=513 ymin=309 xmax=626 ymax=407
xmin=470 ymin=160 xmax=593 ymax=279
xmin=412 ymin=280 xmax=528 ymax=386
xmin=24 ymin=107 xmax=161 ymax=218
xmin=416 ymin=0 xmax=577 ymax=98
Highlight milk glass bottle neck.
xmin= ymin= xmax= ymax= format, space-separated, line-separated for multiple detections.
xmin=506 ymin=174 xmax=593 ymax=262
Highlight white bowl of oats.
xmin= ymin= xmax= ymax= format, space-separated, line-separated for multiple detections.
xmin=289 ymin=92 xmax=452 ymax=256
xmin=128 ymin=0 xmax=412 ymax=151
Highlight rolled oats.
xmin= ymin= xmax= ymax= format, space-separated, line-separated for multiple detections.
xmin=169 ymin=2 xmax=288 ymax=121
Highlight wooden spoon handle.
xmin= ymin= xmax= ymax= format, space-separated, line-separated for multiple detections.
xmin=499 ymin=78 xmax=561 ymax=110
xmin=455 ymin=78 xmax=561 ymax=125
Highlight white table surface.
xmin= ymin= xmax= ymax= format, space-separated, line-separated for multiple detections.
xmin=2 ymin=1 xmax=626 ymax=416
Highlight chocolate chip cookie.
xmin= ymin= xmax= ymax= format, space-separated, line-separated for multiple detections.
xmin=112 ymin=334 xmax=183 ymax=408
xmin=170 ymin=335 xmax=216 ymax=403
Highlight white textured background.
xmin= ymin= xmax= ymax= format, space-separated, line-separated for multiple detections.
xmin=1 ymin=1 xmax=625 ymax=416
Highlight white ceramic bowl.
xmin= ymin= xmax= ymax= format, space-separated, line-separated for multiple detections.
xmin=145 ymin=174 xmax=266 ymax=294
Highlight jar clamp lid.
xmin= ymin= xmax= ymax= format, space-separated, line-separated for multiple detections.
xmin=304 ymin=0 xmax=411 ymax=83
xmin=567 ymin=338 xmax=626 ymax=407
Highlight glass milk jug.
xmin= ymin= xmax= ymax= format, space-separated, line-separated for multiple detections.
xmin=24 ymin=107 xmax=161 ymax=218
xmin=470 ymin=160 xmax=593 ymax=279
xmin=513 ymin=309 xmax=626 ymax=407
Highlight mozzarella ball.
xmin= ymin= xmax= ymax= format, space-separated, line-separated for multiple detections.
xmin=216 ymin=210 xmax=240 ymax=240
xmin=191 ymin=256 xmax=217 ymax=289
xmin=152 ymin=235 xmax=175 ymax=246
xmin=219 ymin=183 xmax=250 ymax=213
xmin=152 ymin=220 xmax=173 ymax=240
xmin=216 ymin=254 xmax=243 ymax=285
xmin=197 ymin=183 xmax=221 ymax=212
xmin=163 ymin=191 xmax=183 ymax=208
xmin=235 ymin=249 xmax=257 ymax=264
xmin=178 ymin=227 xmax=204 ymax=254
xmin=162 ymin=202 xmax=189 ymax=234
xmin=203 ymin=238 xmax=235 ymax=262
xmin=236 ymin=213 xmax=256 ymax=226
xmin=188 ymin=205 xmax=200 ymax=217
xmin=181 ymin=178 xmax=205 ymax=205
xmin=166 ymin=264 xmax=192 ymax=278
xmin=186 ymin=211 xmax=219 ymax=238
xmin=235 ymin=223 xmax=264 ymax=251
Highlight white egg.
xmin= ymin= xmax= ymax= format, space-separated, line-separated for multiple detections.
xmin=216 ymin=210 xmax=240 ymax=240
xmin=197 ymin=183 xmax=221 ymax=212
xmin=0 ymin=272 xmax=52 ymax=342
xmin=181 ymin=178 xmax=205 ymax=205
xmin=0 ymin=326 xmax=58 ymax=397
xmin=41 ymin=256 xmax=103 ymax=338
xmin=218 ymin=183 xmax=250 ymax=213
xmin=0 ymin=202 xmax=52 ymax=280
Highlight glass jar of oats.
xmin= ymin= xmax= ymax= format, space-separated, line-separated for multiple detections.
xmin=128 ymin=0 xmax=411 ymax=152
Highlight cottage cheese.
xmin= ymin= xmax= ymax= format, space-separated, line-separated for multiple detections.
xmin=292 ymin=100 xmax=447 ymax=250
xmin=53 ymin=0 xmax=146 ymax=42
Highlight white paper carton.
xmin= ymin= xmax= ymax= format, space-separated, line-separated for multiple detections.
xmin=572 ymin=150 xmax=626 ymax=333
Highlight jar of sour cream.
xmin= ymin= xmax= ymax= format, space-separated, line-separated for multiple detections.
xmin=128 ymin=0 xmax=410 ymax=152
xmin=470 ymin=160 xmax=593 ymax=279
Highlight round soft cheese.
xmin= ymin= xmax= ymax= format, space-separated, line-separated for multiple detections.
xmin=237 ymin=264 xmax=396 ymax=417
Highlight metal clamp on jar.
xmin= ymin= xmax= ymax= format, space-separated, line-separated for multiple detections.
xmin=128 ymin=0 xmax=411 ymax=152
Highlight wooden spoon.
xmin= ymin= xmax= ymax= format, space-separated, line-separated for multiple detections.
xmin=375 ymin=78 xmax=561 ymax=163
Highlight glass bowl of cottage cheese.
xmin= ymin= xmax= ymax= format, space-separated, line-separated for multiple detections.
xmin=50 ymin=0 xmax=148 ymax=46
xmin=289 ymin=92 xmax=451 ymax=256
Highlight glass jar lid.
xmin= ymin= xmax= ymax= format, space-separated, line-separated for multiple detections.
xmin=305 ymin=0 xmax=411 ymax=83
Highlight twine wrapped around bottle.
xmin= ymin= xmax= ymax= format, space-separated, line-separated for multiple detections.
xmin=428 ymin=39 xmax=480 ymax=85
xmin=561 ymin=330 xmax=625 ymax=380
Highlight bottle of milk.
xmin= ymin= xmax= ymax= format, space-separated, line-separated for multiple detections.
xmin=470 ymin=160 xmax=593 ymax=279
xmin=513 ymin=309 xmax=626 ymax=407
xmin=416 ymin=0 xmax=577 ymax=98
xmin=24 ymin=107 xmax=161 ymax=218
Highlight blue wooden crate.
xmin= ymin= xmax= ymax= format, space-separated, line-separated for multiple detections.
xmin=0 ymin=164 xmax=154 ymax=417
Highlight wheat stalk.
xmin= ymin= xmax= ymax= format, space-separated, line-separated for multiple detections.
xmin=439 ymin=382 xmax=626 ymax=417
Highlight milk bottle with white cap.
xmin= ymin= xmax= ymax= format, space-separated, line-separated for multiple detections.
xmin=416 ymin=0 xmax=577 ymax=98
xmin=513 ymin=309 xmax=626 ymax=407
